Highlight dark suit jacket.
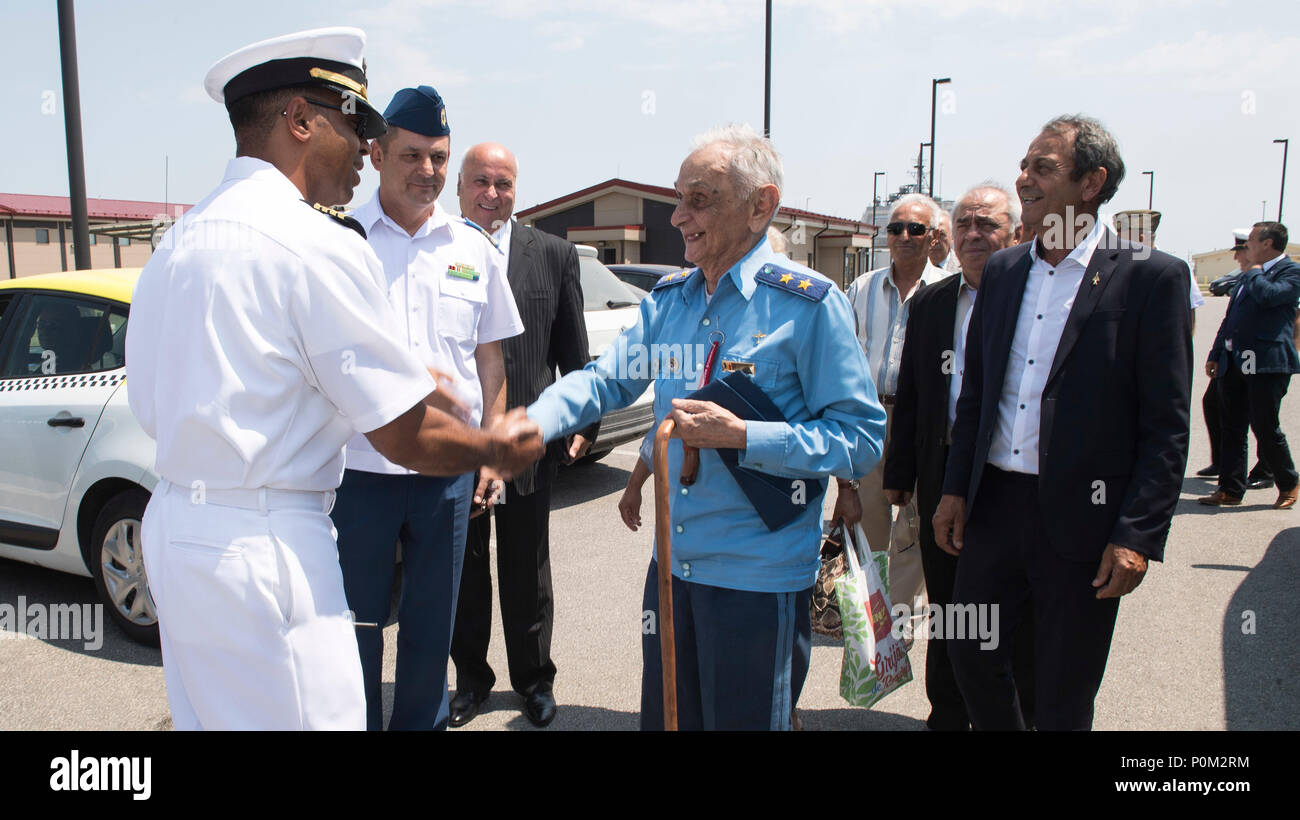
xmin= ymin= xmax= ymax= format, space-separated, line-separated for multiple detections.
xmin=883 ymin=273 xmax=962 ymax=549
xmin=1209 ymin=256 xmax=1300 ymax=375
xmin=942 ymin=235 xmax=1193 ymax=563
xmin=500 ymin=223 xmax=596 ymax=494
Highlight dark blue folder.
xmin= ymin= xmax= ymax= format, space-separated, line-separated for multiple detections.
xmin=685 ymin=370 xmax=825 ymax=532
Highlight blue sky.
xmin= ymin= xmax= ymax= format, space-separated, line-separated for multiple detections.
xmin=7 ymin=0 xmax=1297 ymax=261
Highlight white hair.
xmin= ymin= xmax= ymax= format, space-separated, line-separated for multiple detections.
xmin=954 ymin=181 xmax=1021 ymax=230
xmin=690 ymin=123 xmax=784 ymax=203
xmin=889 ymin=193 xmax=942 ymax=228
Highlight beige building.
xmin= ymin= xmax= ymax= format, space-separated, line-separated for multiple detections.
xmin=1193 ymin=241 xmax=1300 ymax=282
xmin=516 ymin=179 xmax=876 ymax=290
xmin=1 ymin=193 xmax=191 ymax=279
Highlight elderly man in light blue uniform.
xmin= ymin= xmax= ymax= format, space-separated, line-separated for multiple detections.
xmin=527 ymin=124 xmax=885 ymax=730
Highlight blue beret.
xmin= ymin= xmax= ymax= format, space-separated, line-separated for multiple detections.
xmin=382 ymin=85 xmax=449 ymax=137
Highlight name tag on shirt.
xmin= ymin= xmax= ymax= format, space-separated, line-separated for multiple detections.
xmin=721 ymin=360 xmax=756 ymax=376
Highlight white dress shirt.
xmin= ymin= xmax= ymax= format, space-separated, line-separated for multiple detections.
xmin=988 ymin=218 xmax=1109 ymax=474
xmin=846 ymin=260 xmax=948 ymax=397
xmin=126 ymin=157 xmax=435 ymax=492
xmin=948 ymin=275 xmax=978 ymax=431
xmin=492 ymin=216 xmax=514 ymax=262
xmin=344 ymin=195 xmax=524 ymax=475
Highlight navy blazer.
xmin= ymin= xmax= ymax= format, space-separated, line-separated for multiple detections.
xmin=1209 ymin=256 xmax=1300 ymax=375
xmin=941 ymin=236 xmax=1193 ymax=562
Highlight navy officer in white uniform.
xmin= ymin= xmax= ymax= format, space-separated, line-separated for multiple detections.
xmin=126 ymin=27 xmax=542 ymax=731
xmin=332 ymin=85 xmax=523 ymax=731
xmin=527 ymin=124 xmax=885 ymax=730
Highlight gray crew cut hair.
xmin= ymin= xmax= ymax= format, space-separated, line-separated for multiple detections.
xmin=889 ymin=193 xmax=942 ymax=228
xmin=690 ymin=123 xmax=784 ymax=206
xmin=955 ymin=181 xmax=1022 ymax=230
xmin=1041 ymin=114 xmax=1126 ymax=206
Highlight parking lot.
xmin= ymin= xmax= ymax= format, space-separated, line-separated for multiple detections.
xmin=0 ymin=297 xmax=1297 ymax=731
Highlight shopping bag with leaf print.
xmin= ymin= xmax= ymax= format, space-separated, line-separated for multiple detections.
xmin=837 ymin=523 xmax=913 ymax=708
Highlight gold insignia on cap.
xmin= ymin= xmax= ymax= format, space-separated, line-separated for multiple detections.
xmin=441 ymin=109 xmax=448 ymax=128
xmin=309 ymin=67 xmax=369 ymax=100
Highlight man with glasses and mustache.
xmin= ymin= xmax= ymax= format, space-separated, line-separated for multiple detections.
xmin=844 ymin=194 xmax=947 ymax=635
xmin=126 ymin=28 xmax=543 ymax=730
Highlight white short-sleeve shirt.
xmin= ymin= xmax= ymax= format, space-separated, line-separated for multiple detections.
xmin=343 ymin=195 xmax=524 ymax=475
xmin=125 ymin=157 xmax=436 ymax=492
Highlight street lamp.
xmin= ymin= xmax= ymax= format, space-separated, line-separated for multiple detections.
xmin=929 ymin=77 xmax=951 ymax=198
xmin=871 ymin=171 xmax=886 ymax=270
xmin=1275 ymin=139 xmax=1289 ymax=222
xmin=1142 ymin=171 xmax=1154 ymax=210
xmin=763 ymin=0 xmax=772 ymax=137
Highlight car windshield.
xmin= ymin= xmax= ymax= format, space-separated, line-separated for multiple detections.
xmin=580 ymin=256 xmax=641 ymax=310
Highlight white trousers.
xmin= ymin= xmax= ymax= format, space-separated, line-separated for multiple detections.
xmin=141 ymin=481 xmax=365 ymax=730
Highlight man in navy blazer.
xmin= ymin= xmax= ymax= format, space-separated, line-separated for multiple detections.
xmin=932 ymin=115 xmax=1193 ymax=730
xmin=1201 ymin=221 xmax=1300 ymax=508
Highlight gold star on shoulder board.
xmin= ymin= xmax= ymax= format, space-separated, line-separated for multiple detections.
xmin=797 ymin=279 xmax=812 ymax=290
xmin=779 ymin=273 xmax=794 ymax=284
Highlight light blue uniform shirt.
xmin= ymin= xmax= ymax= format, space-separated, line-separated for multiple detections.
xmin=527 ymin=238 xmax=885 ymax=592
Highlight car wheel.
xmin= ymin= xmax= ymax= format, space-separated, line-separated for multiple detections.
xmin=90 ymin=488 xmax=159 ymax=646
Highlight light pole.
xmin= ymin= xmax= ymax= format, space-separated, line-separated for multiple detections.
xmin=763 ymin=0 xmax=772 ymax=137
xmin=1275 ymin=139 xmax=1289 ymax=222
xmin=929 ymin=77 xmax=951 ymax=198
xmin=871 ymin=171 xmax=885 ymax=270
xmin=1142 ymin=170 xmax=1154 ymax=209
xmin=57 ymin=0 xmax=91 ymax=270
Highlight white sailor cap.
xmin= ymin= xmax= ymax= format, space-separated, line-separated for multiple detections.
xmin=203 ymin=26 xmax=386 ymax=139
xmin=1232 ymin=228 xmax=1250 ymax=249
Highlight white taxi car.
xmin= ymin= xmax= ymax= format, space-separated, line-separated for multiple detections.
xmin=0 ymin=268 xmax=157 ymax=644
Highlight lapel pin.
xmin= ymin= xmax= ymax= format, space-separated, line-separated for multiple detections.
xmin=1091 ymin=273 xmax=1100 ymax=286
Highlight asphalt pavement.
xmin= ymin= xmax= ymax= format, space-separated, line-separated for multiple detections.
xmin=1 ymin=295 xmax=1296 ymax=731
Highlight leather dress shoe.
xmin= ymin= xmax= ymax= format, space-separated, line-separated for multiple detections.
xmin=523 ymin=690 xmax=557 ymax=728
xmin=449 ymin=690 xmax=488 ymax=728
xmin=1247 ymin=476 xmax=1275 ymax=490
xmin=1274 ymin=486 xmax=1299 ymax=510
xmin=1195 ymin=464 xmax=1219 ymax=478
xmin=1198 ymin=490 xmax=1243 ymax=506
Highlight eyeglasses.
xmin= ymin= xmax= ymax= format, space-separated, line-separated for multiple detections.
xmin=302 ymin=98 xmax=369 ymax=140
xmin=886 ymin=221 xmax=929 ymax=237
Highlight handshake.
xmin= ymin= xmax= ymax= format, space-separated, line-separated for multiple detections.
xmin=485 ymin=407 xmax=546 ymax=480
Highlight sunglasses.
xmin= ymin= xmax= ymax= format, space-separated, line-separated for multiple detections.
xmin=303 ymin=98 xmax=369 ymax=140
xmin=886 ymin=221 xmax=929 ymax=237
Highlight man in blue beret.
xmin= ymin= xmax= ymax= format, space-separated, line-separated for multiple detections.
xmin=332 ymin=85 xmax=524 ymax=730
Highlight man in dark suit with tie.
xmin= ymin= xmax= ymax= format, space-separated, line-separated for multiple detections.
xmin=1200 ymin=221 xmax=1300 ymax=509
xmin=932 ymin=115 xmax=1193 ymax=731
xmin=883 ymin=182 xmax=1034 ymax=730
xmin=450 ymin=143 xmax=595 ymax=727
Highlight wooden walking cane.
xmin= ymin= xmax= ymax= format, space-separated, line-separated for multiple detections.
xmin=652 ymin=416 xmax=678 ymax=731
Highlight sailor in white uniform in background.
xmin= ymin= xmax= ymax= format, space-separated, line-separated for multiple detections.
xmin=125 ymin=27 xmax=542 ymax=730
